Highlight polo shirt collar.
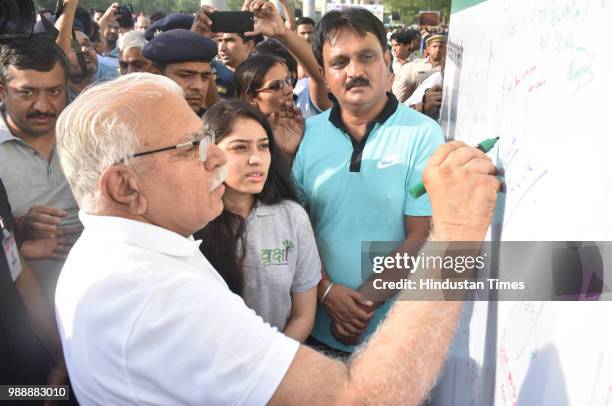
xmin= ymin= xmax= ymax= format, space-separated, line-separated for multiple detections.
xmin=246 ymin=202 xmax=277 ymax=223
xmin=79 ymin=211 xmax=203 ymax=258
xmin=0 ymin=114 xmax=18 ymax=144
xmin=254 ymin=202 xmax=277 ymax=217
xmin=328 ymin=93 xmax=399 ymax=172
xmin=328 ymin=92 xmax=398 ymax=132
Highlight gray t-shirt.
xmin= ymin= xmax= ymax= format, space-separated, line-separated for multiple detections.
xmin=241 ymin=200 xmax=321 ymax=331
xmin=0 ymin=115 xmax=81 ymax=299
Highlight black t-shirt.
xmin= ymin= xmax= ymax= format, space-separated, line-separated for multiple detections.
xmin=0 ymin=178 xmax=53 ymax=387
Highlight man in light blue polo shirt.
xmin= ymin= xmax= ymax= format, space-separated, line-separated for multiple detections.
xmin=292 ymin=8 xmax=444 ymax=353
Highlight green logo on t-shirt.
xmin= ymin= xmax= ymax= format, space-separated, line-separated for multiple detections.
xmin=260 ymin=240 xmax=295 ymax=266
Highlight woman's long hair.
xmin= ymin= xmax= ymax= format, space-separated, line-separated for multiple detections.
xmin=234 ymin=54 xmax=287 ymax=103
xmin=194 ymin=100 xmax=299 ymax=295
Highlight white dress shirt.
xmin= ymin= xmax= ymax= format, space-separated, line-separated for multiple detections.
xmin=55 ymin=212 xmax=299 ymax=405
xmin=405 ymin=71 xmax=443 ymax=108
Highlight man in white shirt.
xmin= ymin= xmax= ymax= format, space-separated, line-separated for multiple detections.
xmin=390 ymin=29 xmax=422 ymax=75
xmin=54 ymin=69 xmax=499 ymax=404
xmin=406 ymin=71 xmax=444 ymax=120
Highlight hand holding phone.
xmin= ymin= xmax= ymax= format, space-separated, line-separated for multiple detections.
xmin=192 ymin=5 xmax=216 ymax=38
xmin=246 ymin=0 xmax=287 ymax=38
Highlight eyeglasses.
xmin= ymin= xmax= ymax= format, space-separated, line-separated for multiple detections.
xmin=255 ymin=77 xmax=293 ymax=93
xmin=118 ymin=132 xmax=214 ymax=164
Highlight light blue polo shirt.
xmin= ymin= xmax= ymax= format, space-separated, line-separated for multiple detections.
xmin=292 ymin=94 xmax=444 ymax=352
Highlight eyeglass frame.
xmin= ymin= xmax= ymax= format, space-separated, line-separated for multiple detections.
xmin=115 ymin=132 xmax=214 ymax=165
xmin=255 ymin=76 xmax=294 ymax=93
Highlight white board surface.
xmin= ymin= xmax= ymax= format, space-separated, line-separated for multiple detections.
xmin=433 ymin=0 xmax=612 ymax=404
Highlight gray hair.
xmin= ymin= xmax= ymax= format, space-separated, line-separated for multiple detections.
xmin=56 ymin=73 xmax=183 ymax=211
xmin=118 ymin=30 xmax=148 ymax=53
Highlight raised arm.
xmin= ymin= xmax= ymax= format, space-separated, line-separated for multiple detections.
xmin=97 ymin=2 xmax=119 ymax=37
xmin=278 ymin=0 xmax=297 ymax=32
xmin=54 ymin=0 xmax=78 ymax=57
xmin=248 ymin=0 xmax=332 ymax=111
xmin=191 ymin=5 xmax=220 ymax=108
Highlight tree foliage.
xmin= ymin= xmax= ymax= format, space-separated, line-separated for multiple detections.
xmin=383 ymin=0 xmax=451 ymax=25
xmin=34 ymin=0 xmax=449 ymax=24
xmin=35 ymin=0 xmax=201 ymax=14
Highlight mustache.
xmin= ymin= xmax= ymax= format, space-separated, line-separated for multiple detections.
xmin=209 ymin=166 xmax=228 ymax=191
xmin=27 ymin=111 xmax=56 ymax=119
xmin=345 ymin=77 xmax=370 ymax=90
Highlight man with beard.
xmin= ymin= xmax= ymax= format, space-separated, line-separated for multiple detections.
xmin=392 ymin=33 xmax=446 ymax=103
xmin=0 ymin=36 xmax=81 ymax=301
xmin=101 ymin=20 xmax=120 ymax=57
xmin=290 ymin=7 xmax=444 ymax=354
xmin=143 ymin=29 xmax=219 ymax=116
xmin=96 ymin=3 xmax=121 ymax=57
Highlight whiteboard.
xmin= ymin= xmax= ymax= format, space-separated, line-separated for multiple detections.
xmin=431 ymin=0 xmax=612 ymax=404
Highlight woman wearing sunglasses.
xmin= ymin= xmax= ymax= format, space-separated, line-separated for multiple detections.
xmin=235 ymin=54 xmax=305 ymax=160
xmin=195 ymin=100 xmax=321 ymax=343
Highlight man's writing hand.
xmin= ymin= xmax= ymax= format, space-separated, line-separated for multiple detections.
xmin=424 ymin=141 xmax=500 ymax=241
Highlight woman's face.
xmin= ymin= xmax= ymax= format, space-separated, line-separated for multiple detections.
xmin=217 ymin=117 xmax=271 ymax=196
xmin=251 ymin=63 xmax=294 ymax=116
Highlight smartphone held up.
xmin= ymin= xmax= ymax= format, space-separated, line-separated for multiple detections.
xmin=210 ymin=11 xmax=254 ymax=33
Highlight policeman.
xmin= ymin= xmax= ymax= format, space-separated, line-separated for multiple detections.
xmin=145 ymin=14 xmax=236 ymax=100
xmin=143 ymin=29 xmax=218 ymax=116
xmin=392 ymin=34 xmax=447 ymax=103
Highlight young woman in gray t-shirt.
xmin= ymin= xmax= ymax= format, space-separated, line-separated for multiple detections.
xmin=195 ymin=100 xmax=321 ymax=342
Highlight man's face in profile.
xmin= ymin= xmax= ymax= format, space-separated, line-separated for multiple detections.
xmin=129 ymin=91 xmax=227 ymax=236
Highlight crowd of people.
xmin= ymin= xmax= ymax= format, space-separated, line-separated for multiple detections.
xmin=0 ymin=0 xmax=499 ymax=404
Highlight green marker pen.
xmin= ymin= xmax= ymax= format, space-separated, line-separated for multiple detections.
xmin=409 ymin=137 xmax=499 ymax=199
